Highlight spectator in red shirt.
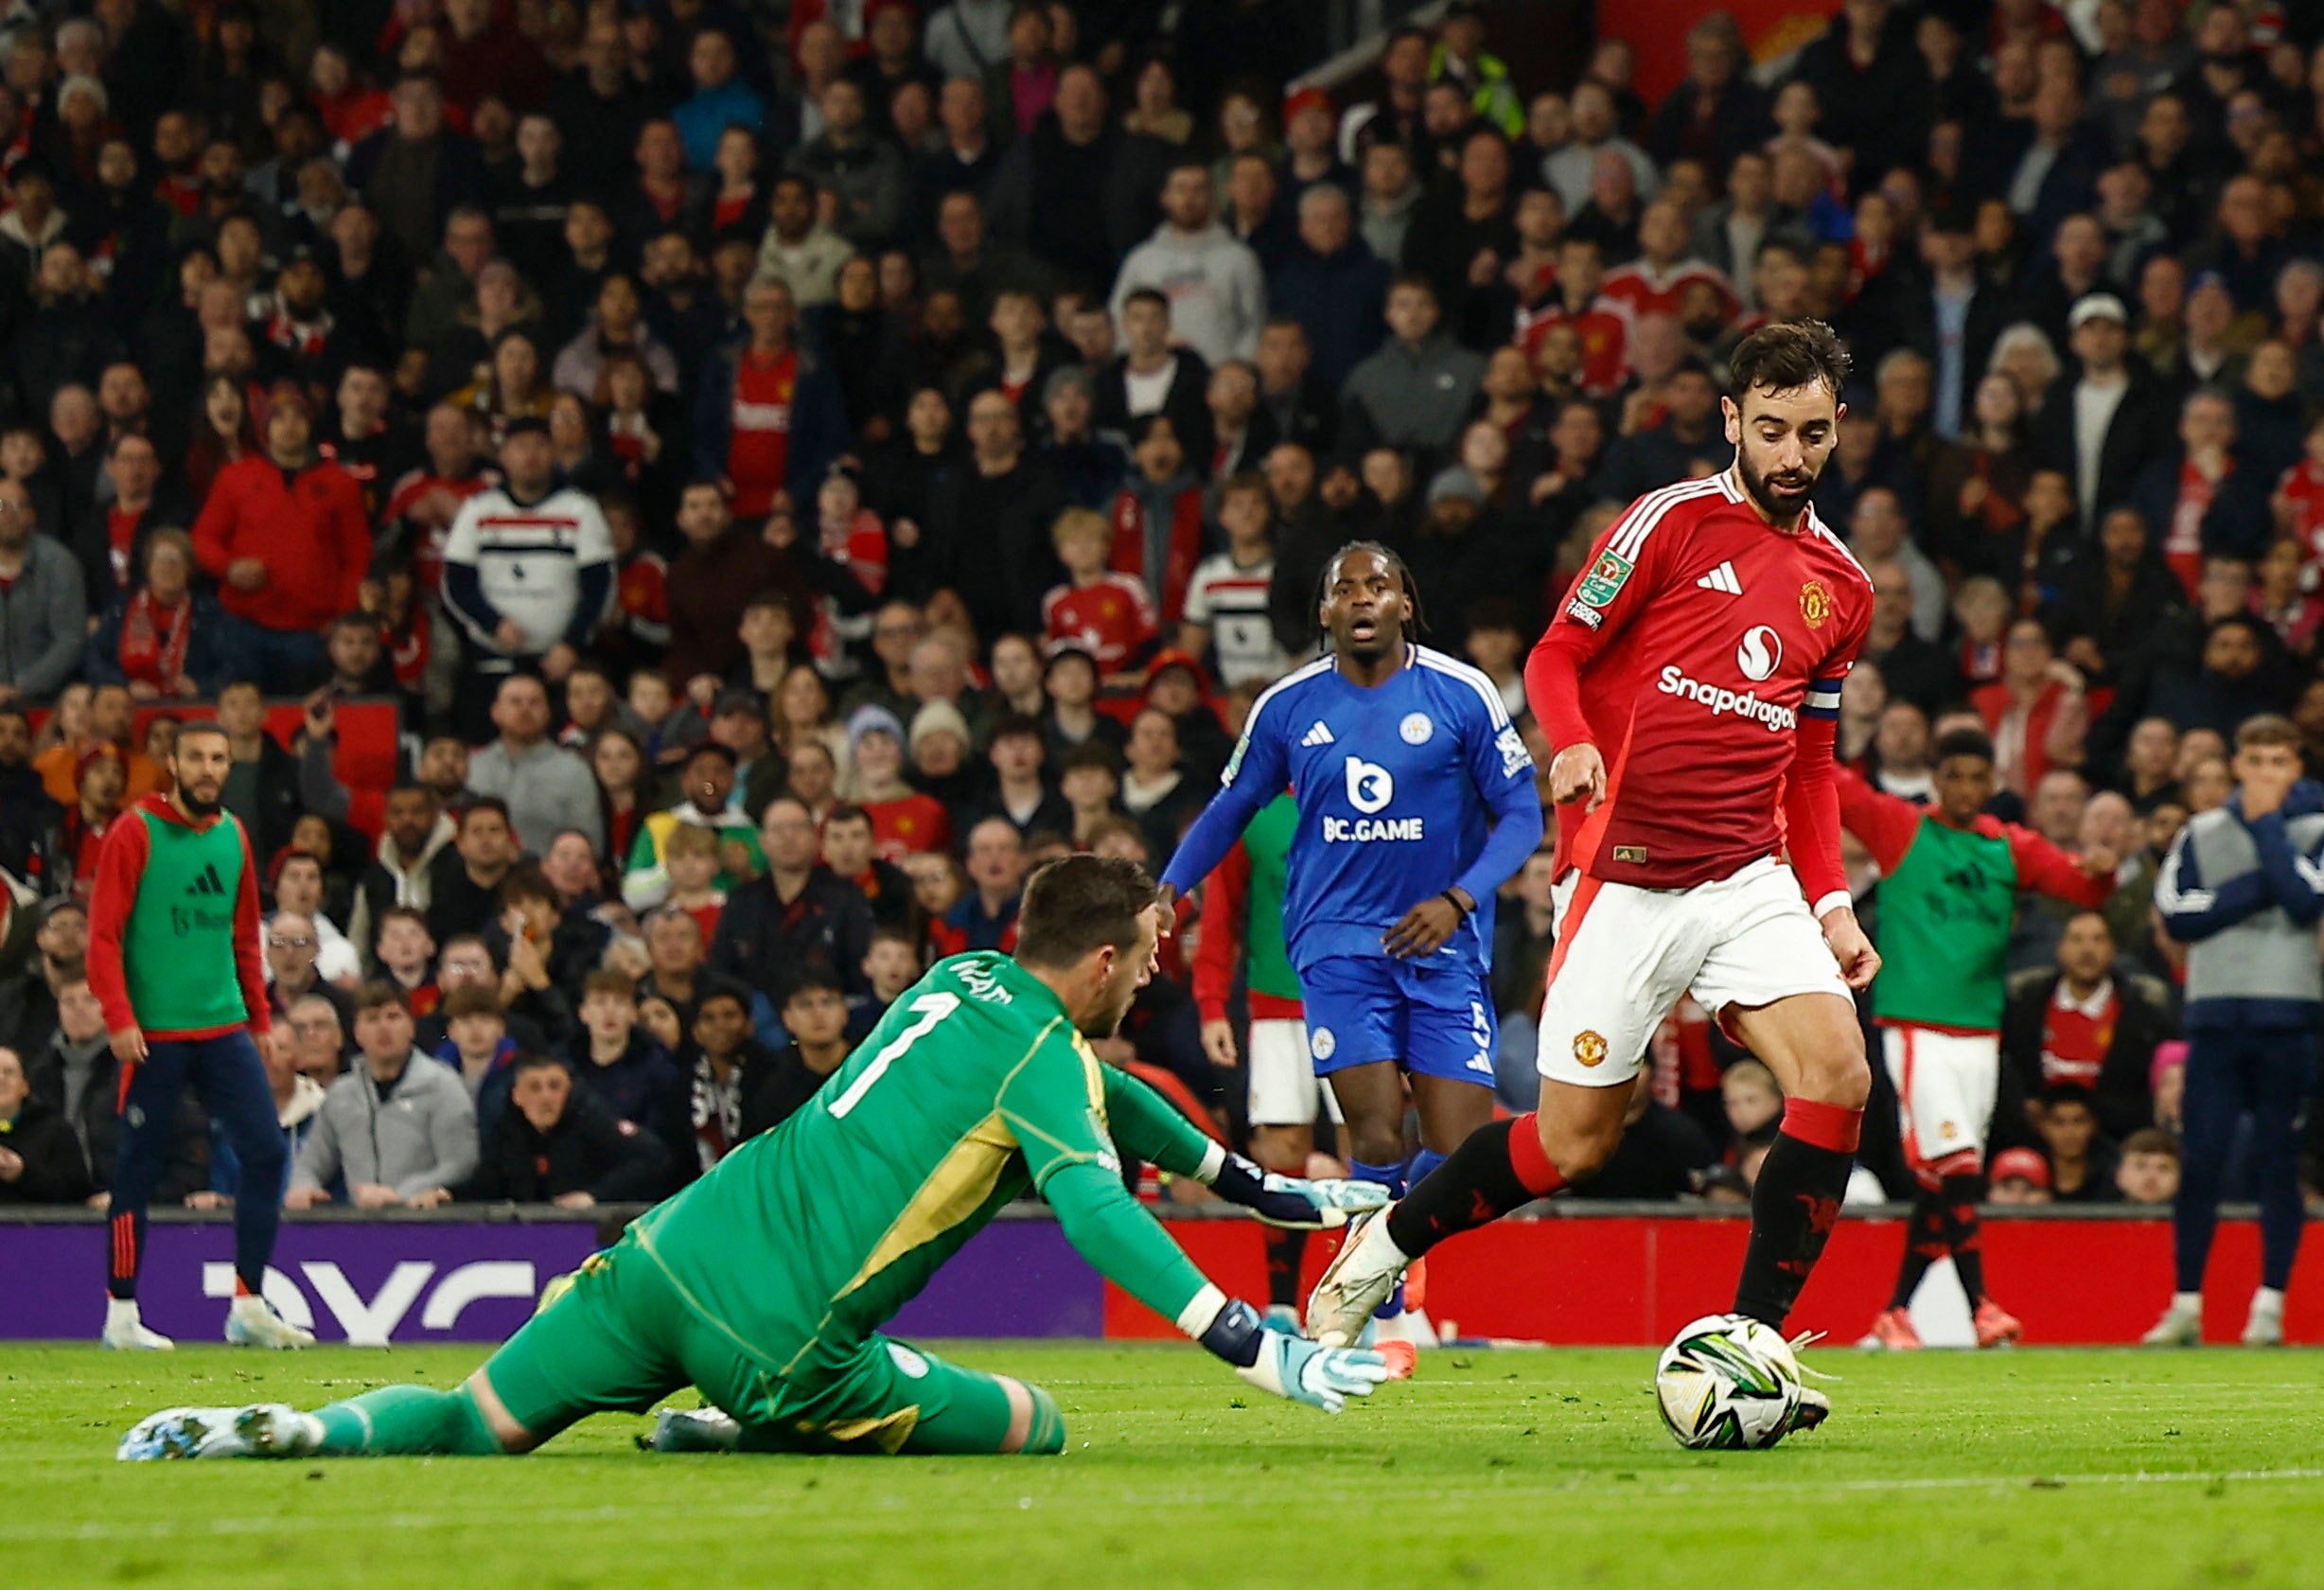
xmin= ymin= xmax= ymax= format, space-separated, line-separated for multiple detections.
xmin=189 ymin=381 xmax=370 ymax=692
xmin=842 ymin=702 xmax=949 ymax=859
xmin=1972 ymin=618 xmax=2089 ymax=800
xmin=1043 ymin=505 xmax=1158 ymax=680
xmin=691 ymin=275 xmax=844 ymax=521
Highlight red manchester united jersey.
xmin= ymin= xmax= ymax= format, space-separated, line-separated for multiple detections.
xmin=1531 ymin=471 xmax=1874 ymax=892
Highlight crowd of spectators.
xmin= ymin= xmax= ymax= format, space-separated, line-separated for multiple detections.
xmin=3 ymin=0 xmax=2323 ymax=1215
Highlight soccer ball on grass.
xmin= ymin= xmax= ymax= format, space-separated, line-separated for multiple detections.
xmin=1653 ymin=1314 xmax=1805 ymax=1450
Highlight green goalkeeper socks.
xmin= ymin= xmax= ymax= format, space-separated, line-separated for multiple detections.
xmin=312 ymin=1385 xmax=506 ymax=1458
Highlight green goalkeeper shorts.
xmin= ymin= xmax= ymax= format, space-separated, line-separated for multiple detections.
xmin=484 ymin=1243 xmax=1062 ymax=1456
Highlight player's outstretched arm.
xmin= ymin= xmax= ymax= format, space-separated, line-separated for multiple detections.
xmin=1158 ymin=699 xmax=1294 ymax=905
xmin=1100 ymin=1064 xmax=1388 ymax=1229
xmin=1042 ymin=1160 xmax=1390 ymax=1413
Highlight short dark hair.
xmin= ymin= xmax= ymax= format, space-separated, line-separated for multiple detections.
xmin=1932 ymin=727 xmax=1996 ymax=766
xmin=2121 ymin=1126 xmax=2180 ymax=1162
xmin=695 ymin=986 xmax=750 ymax=1017
xmin=1123 ymin=287 xmax=1169 ymax=316
xmin=355 ymin=980 xmax=411 ymax=1016
xmin=784 ymin=965 xmax=844 ymax=1003
xmin=175 ymin=719 xmax=230 ymax=749
xmin=462 ymin=796 xmax=513 ymax=830
xmin=510 ymin=1050 xmax=568 ymax=1080
xmin=823 ymin=802 xmax=872 ymax=831
xmin=582 ymin=969 xmax=637 ymax=1003
xmin=1728 ymin=318 xmax=1851 ymax=399
xmin=387 ymin=780 xmax=439 ymax=805
xmin=2039 ymin=1082 xmax=2096 ymax=1112
xmin=988 ymin=712 xmax=1043 ymax=747
xmin=498 ymin=864 xmax=556 ymax=910
xmin=1013 ymin=854 xmax=1158 ymax=970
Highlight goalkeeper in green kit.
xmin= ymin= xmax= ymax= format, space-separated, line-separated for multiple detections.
xmin=118 ymin=857 xmax=1392 ymax=1462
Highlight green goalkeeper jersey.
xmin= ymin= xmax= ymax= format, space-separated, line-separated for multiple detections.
xmin=627 ymin=951 xmax=1218 ymax=1384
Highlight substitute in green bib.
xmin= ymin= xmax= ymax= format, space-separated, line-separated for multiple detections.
xmin=1837 ymin=729 xmax=2115 ymax=1353
xmin=119 ymin=857 xmax=1395 ymax=1464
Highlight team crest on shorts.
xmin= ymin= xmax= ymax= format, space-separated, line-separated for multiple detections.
xmin=1400 ymin=712 xmax=1434 ymax=745
xmin=1799 ymin=578 xmax=1832 ymax=628
xmin=1573 ymin=1031 xmax=1608 ymax=1068
xmin=1310 ymin=1026 xmax=1336 ymax=1060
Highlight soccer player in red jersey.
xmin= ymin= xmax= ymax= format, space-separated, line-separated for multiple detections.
xmin=1312 ymin=322 xmax=1878 ymax=1421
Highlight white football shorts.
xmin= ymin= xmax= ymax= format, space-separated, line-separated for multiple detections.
xmin=1881 ymin=1024 xmax=1999 ymax=1175
xmin=1246 ymin=1016 xmax=1343 ymax=1128
xmin=1537 ymin=856 xmax=1852 ymax=1087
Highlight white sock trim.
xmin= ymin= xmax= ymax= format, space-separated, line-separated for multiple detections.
xmin=1194 ymin=1140 xmax=1226 ymax=1184
xmin=2252 ymin=1286 xmax=2286 ymax=1308
xmin=1174 ymin=1281 xmax=1229 ymax=1340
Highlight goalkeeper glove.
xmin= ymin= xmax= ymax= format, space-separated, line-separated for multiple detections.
xmin=1236 ymin=1329 xmax=1392 ymax=1415
xmin=1207 ymin=1151 xmax=1391 ymax=1228
xmin=1192 ymin=1294 xmax=1390 ymax=1414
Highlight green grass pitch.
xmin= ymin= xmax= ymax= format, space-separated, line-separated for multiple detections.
xmin=8 ymin=1343 xmax=2321 ymax=1589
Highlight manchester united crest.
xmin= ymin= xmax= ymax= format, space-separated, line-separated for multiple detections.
xmin=1574 ymin=1030 xmax=1608 ymax=1068
xmin=1799 ymin=578 xmax=1832 ymax=628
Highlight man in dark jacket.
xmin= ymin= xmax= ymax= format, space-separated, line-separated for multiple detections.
xmin=738 ymin=970 xmax=854 ymax=1137
xmin=462 ymin=1052 xmax=669 ymax=1205
xmin=709 ymin=796 xmax=873 ymax=1010
xmin=1999 ymin=912 xmax=2176 ymax=1146
xmin=566 ymin=969 xmax=689 ymax=1170
xmin=0 ymin=895 xmax=82 ymax=1066
xmin=0 ymin=1042 xmax=92 ymax=1202
xmin=2029 ymin=294 xmax=2173 ymax=536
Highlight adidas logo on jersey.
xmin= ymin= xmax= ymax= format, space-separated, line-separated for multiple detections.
xmin=1696 ymin=561 xmax=1744 ymax=595
xmin=1301 ymin=720 xmax=1335 ymax=747
xmin=185 ymin=863 xmax=228 ymax=897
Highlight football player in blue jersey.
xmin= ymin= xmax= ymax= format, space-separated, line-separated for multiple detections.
xmin=1158 ymin=543 xmax=1542 ymax=1343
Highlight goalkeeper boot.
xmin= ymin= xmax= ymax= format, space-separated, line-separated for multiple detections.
xmin=1306 ymin=1208 xmax=1410 ymax=1350
xmin=1971 ymin=1298 xmax=2023 ymax=1350
xmin=649 ymin=1407 xmax=743 ymax=1454
xmin=2242 ymin=1286 xmax=2285 ymax=1347
xmin=225 ymin=1293 xmax=315 ymax=1350
xmin=2141 ymin=1293 xmax=2203 ymax=1347
xmin=100 ymin=1298 xmax=172 ymax=1352
xmin=117 ymin=1404 xmax=316 ymax=1461
xmin=1858 ymin=1307 xmax=1921 ymax=1351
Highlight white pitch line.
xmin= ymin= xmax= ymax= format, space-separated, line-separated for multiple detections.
xmin=33 ymin=1465 xmax=2324 ymax=1541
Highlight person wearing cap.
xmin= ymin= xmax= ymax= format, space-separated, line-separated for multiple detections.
xmin=0 ymin=894 xmax=85 ymax=1078
xmin=189 ymin=379 xmax=370 ymax=692
xmin=1985 ymin=1146 xmax=2051 ymax=1206
xmin=708 ymin=688 xmax=788 ymax=821
xmin=1038 ymin=644 xmax=1125 ymax=761
xmin=251 ymin=247 xmax=350 ymax=395
xmin=621 ymin=738 xmax=766 ymax=912
xmin=2029 ymin=292 xmax=2170 ymax=535
xmin=842 ymin=702 xmax=951 ymax=860
xmin=1427 ymin=2 xmax=1521 ymax=137
xmin=441 ymin=415 xmax=616 ymax=723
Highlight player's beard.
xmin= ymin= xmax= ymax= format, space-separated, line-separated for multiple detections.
xmin=1736 ymin=444 xmax=1815 ymax=525
xmin=179 ymin=785 xmax=223 ymax=818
